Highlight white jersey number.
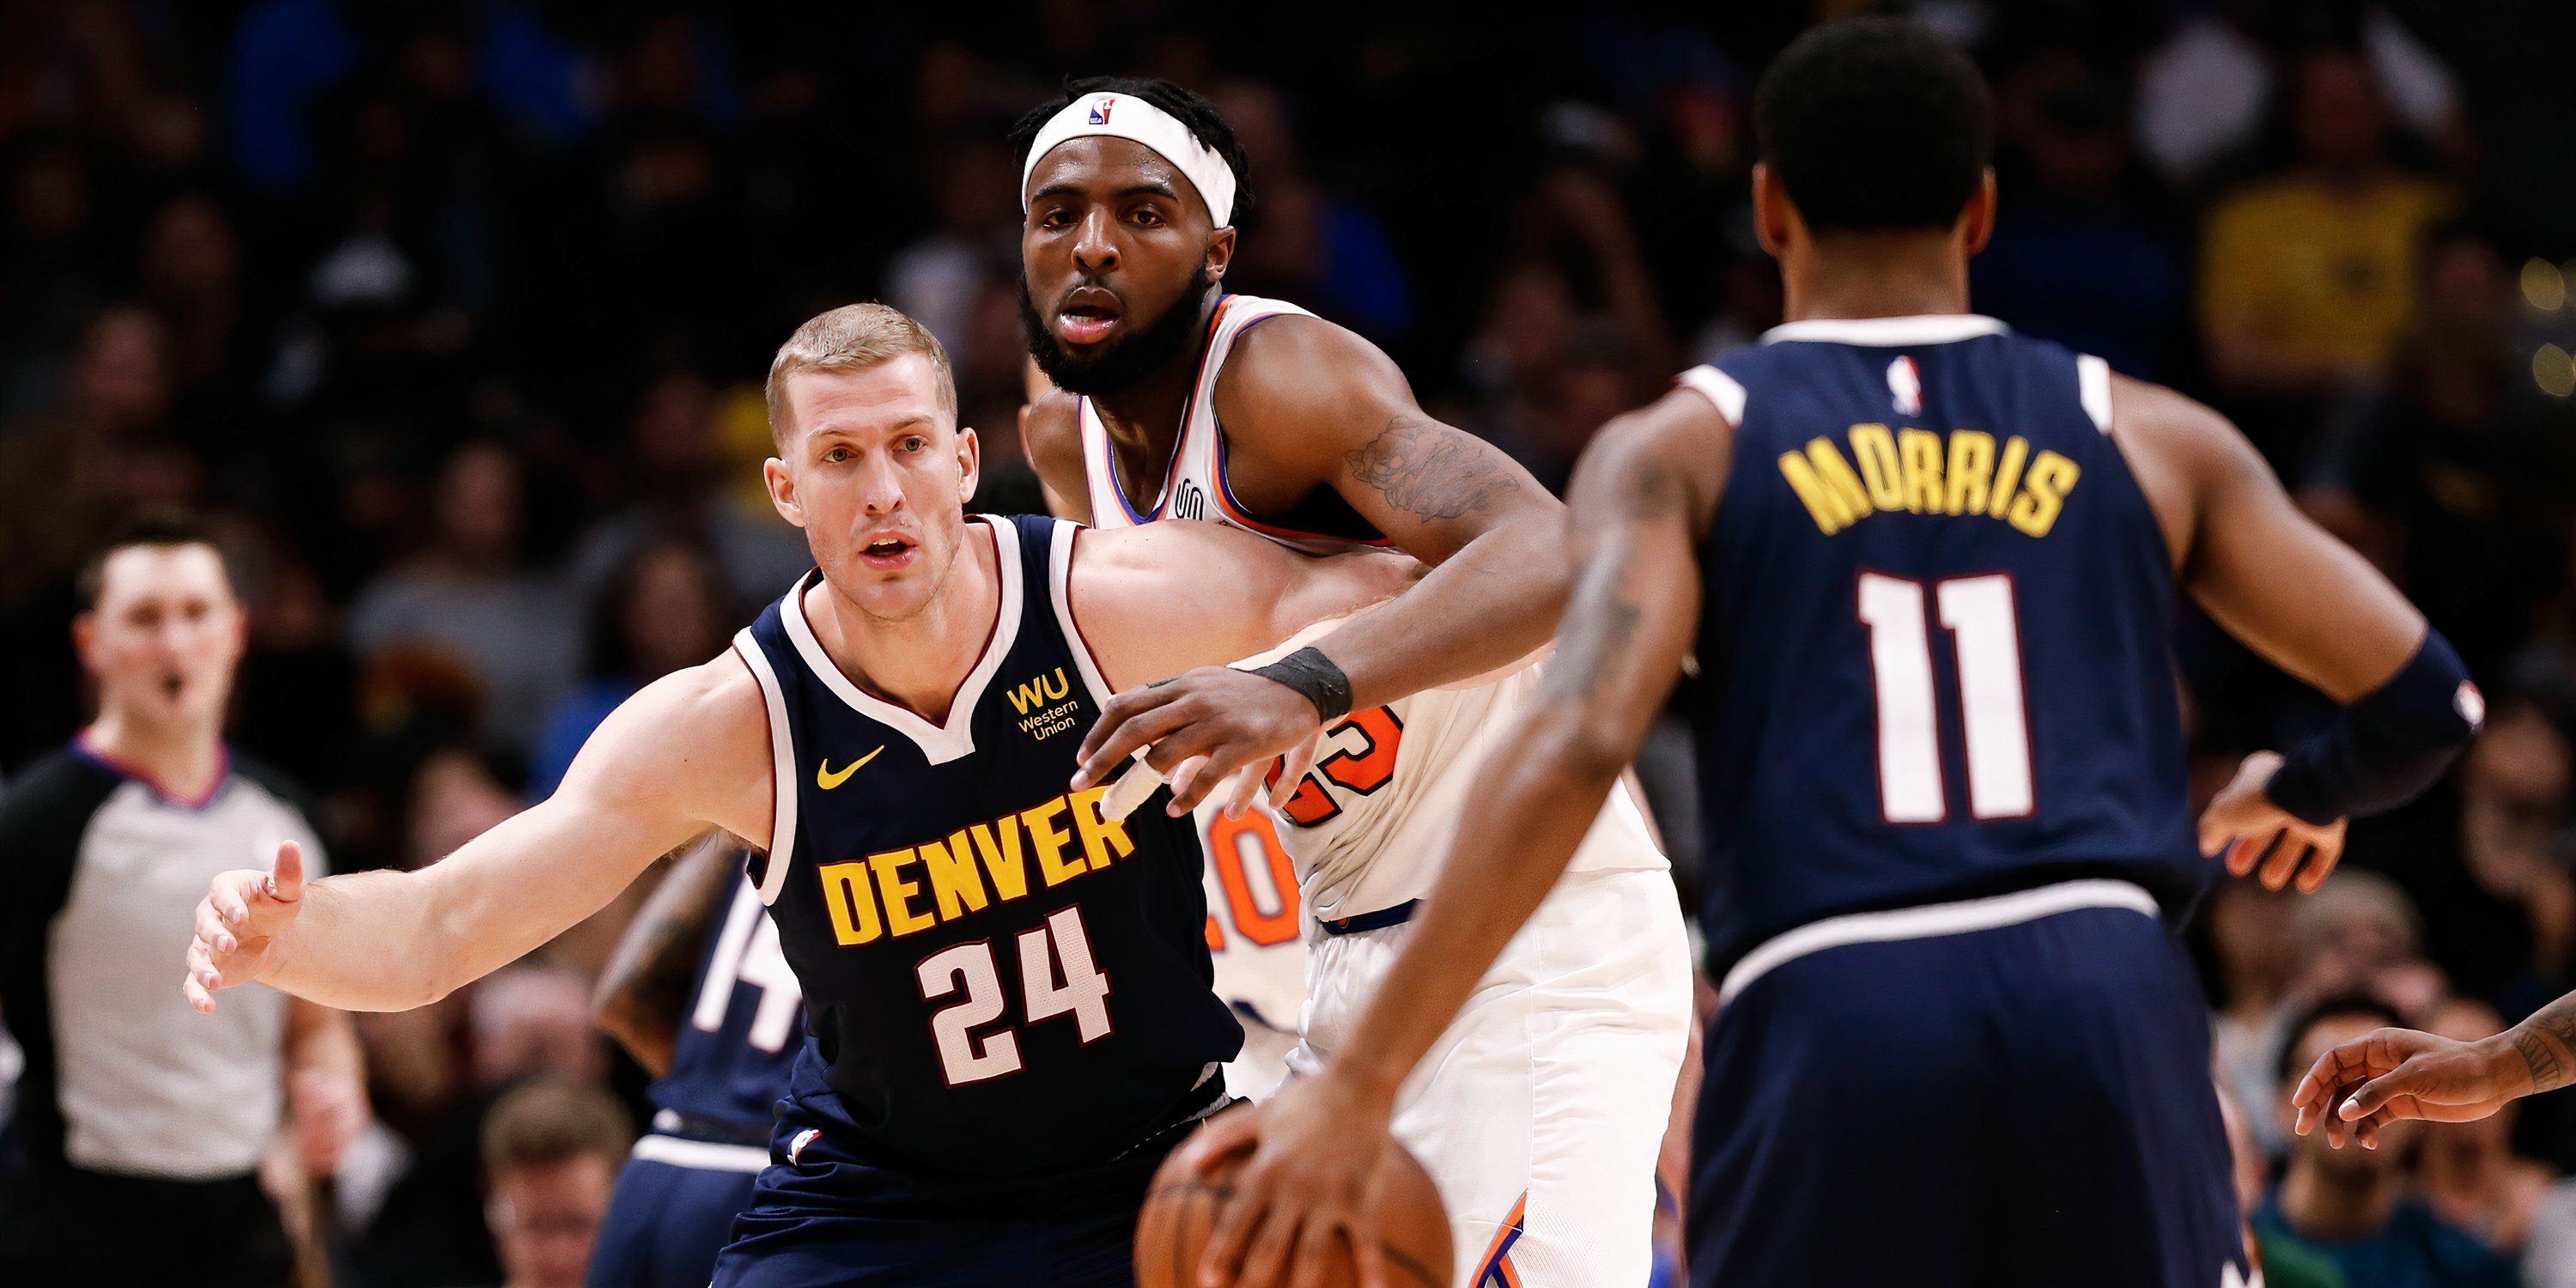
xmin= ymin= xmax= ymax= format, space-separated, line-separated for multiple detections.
xmin=690 ymin=884 xmax=804 ymax=1054
xmin=917 ymin=907 xmax=1115 ymax=1086
xmin=1856 ymin=572 xmax=2035 ymax=823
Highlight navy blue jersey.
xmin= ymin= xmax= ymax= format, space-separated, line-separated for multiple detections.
xmin=1686 ymin=316 xmax=2200 ymax=975
xmin=648 ymin=878 xmax=803 ymax=1134
xmin=731 ymin=514 xmax=1238 ymax=1177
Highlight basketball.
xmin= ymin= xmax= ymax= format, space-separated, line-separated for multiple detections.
xmin=1134 ymin=1124 xmax=1454 ymax=1288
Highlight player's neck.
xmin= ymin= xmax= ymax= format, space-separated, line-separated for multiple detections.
xmin=1781 ymin=235 xmax=1971 ymax=325
xmin=1082 ymin=291 xmax=1226 ymax=465
xmin=809 ymin=524 xmax=1000 ymax=723
xmin=2279 ymin=1158 xmax=2403 ymax=1236
xmin=82 ymin=707 xmax=226 ymax=802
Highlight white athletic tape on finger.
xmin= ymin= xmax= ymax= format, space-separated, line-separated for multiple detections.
xmin=1102 ymin=752 xmax=1164 ymax=822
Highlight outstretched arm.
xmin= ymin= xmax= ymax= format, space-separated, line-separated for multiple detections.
xmin=2291 ymin=992 xmax=2576 ymax=1150
xmin=593 ymin=833 xmax=739 ymax=1077
xmin=1072 ymin=317 xmax=1564 ymax=811
xmin=185 ymin=660 xmax=770 ymax=1013
xmin=1184 ymin=386 xmax=1728 ymax=1288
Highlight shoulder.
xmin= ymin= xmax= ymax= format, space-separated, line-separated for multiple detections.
xmin=0 ymin=749 xmax=120 ymax=845
xmin=1576 ymin=381 xmax=1735 ymax=526
xmin=575 ymin=654 xmax=772 ymax=804
xmin=2105 ymin=371 xmax=2257 ymax=470
xmin=1214 ymin=313 xmax=1413 ymax=439
xmin=1071 ymin=517 xmax=1284 ymax=585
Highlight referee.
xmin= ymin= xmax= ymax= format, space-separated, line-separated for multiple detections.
xmin=0 ymin=514 xmax=366 ymax=1286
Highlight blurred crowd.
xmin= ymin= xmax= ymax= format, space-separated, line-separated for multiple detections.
xmin=2 ymin=2 xmax=2574 ymax=1285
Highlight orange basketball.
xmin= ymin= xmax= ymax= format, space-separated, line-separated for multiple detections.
xmin=1135 ymin=1124 xmax=1452 ymax=1288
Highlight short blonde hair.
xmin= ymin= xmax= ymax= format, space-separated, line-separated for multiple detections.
xmin=764 ymin=302 xmax=958 ymax=442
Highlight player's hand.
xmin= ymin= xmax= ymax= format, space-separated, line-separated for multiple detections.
xmin=2197 ymin=750 xmax=2348 ymax=893
xmin=2290 ymin=1026 xmax=2529 ymax=1150
xmin=1072 ymin=666 xmax=1325 ymax=816
xmin=1196 ymin=1070 xmax=1397 ymax=1288
xmin=183 ymin=840 xmax=309 ymax=1014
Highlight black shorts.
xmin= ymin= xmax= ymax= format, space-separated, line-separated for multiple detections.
xmin=0 ymin=1165 xmax=295 ymax=1288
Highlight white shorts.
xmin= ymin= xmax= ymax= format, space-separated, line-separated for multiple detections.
xmin=1288 ymin=867 xmax=1694 ymax=1286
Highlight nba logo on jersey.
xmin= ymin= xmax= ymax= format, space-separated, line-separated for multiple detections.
xmin=1089 ymin=96 xmax=1115 ymax=125
xmin=1887 ymin=355 xmax=1923 ymax=416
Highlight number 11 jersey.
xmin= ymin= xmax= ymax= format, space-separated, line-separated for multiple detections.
xmin=731 ymin=513 xmax=1238 ymax=1177
xmin=1685 ymin=316 xmax=2202 ymax=982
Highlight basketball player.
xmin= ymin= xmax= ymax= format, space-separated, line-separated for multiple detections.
xmin=1012 ymin=79 xmax=1693 ymax=1285
xmin=2293 ymin=981 xmax=2576 ymax=1151
xmin=1200 ymin=21 xmax=2483 ymax=1288
xmin=586 ymin=835 xmax=800 ymax=1288
xmin=182 ymin=303 xmax=1418 ymax=1286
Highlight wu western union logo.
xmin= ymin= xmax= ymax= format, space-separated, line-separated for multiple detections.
xmin=1006 ymin=667 xmax=1079 ymax=740
xmin=815 ymin=787 xmax=1133 ymax=945
xmin=817 ymin=746 xmax=884 ymax=790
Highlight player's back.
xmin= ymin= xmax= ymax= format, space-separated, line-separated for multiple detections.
xmin=1686 ymin=315 xmax=2198 ymax=985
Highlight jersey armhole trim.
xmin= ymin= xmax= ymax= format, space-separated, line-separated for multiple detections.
xmin=2077 ymin=354 xmax=2114 ymax=435
xmin=729 ymin=631 xmax=798 ymax=907
xmin=1048 ymin=523 xmax=1118 ymax=707
xmin=1675 ymin=366 xmax=1747 ymax=426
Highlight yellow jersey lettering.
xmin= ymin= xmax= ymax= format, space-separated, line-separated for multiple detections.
xmin=2008 ymin=450 xmax=2081 ymax=538
xmin=1070 ymin=787 xmax=1136 ymax=872
xmin=1988 ymin=435 xmax=2031 ymax=519
xmin=1897 ymin=428 xmax=1946 ymax=513
xmin=1021 ymin=795 xmax=1085 ymax=887
xmin=818 ymin=861 xmax=884 ymax=945
xmin=1945 ymin=429 xmax=1995 ymax=515
xmin=1778 ymin=441 xmax=1874 ymax=534
xmin=1849 ymin=423 xmax=1905 ymax=510
xmin=1005 ymin=668 xmax=1072 ymax=716
xmin=965 ymin=820 xmax=1029 ymax=902
xmin=919 ymin=832 xmax=992 ymax=921
xmin=868 ymin=848 xmax=935 ymax=938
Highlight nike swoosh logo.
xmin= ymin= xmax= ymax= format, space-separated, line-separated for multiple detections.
xmin=817 ymin=746 xmax=884 ymax=790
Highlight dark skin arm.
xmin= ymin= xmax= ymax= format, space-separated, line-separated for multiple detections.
xmin=592 ymin=834 xmax=737 ymax=1078
xmin=1068 ymin=316 xmax=1565 ymax=812
xmin=1022 ymin=387 xmax=1095 ymax=524
xmin=2109 ymin=373 xmax=2432 ymax=892
xmin=1177 ymin=386 xmax=1725 ymax=1288
xmin=2290 ymin=995 xmax=2571 ymax=1151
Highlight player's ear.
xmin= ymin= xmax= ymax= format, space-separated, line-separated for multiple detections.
xmin=763 ymin=456 xmax=806 ymax=529
xmin=955 ymin=426 xmax=982 ymax=506
xmin=1750 ymin=163 xmax=1792 ymax=258
xmin=1959 ymin=169 xmax=1998 ymax=257
xmin=70 ymin=611 xmax=98 ymax=675
xmin=1204 ymin=226 xmax=1236 ymax=283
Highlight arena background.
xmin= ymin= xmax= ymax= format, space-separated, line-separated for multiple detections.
xmin=3 ymin=1 xmax=2574 ymax=1285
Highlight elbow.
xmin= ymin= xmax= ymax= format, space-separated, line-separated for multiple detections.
xmin=1528 ymin=717 xmax=1639 ymax=787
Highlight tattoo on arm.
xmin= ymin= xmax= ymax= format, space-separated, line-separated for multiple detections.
xmin=1343 ymin=413 xmax=1524 ymax=523
xmin=2515 ymin=996 xmax=2576 ymax=1093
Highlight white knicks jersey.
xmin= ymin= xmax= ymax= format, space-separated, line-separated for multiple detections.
xmin=1078 ymin=293 xmax=1392 ymax=555
xmin=1273 ymin=666 xmax=1667 ymax=926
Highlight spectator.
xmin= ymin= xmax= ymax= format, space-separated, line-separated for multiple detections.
xmin=2197 ymin=46 xmax=2456 ymax=412
xmin=528 ymin=538 xmax=729 ymax=799
xmin=2210 ymin=880 xmax=2303 ymax=1153
xmin=347 ymin=440 xmax=580 ymax=755
xmin=2257 ymin=994 xmax=2515 ymax=1288
xmin=2412 ymin=998 xmax=2555 ymax=1255
xmin=2217 ymin=1082 xmax=2348 ymax=1288
xmin=477 ymin=1078 xmax=633 ymax=1288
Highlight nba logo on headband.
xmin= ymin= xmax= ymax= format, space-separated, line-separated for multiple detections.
xmin=1088 ymin=97 xmax=1115 ymax=125
xmin=1023 ymin=89 xmax=1239 ymax=227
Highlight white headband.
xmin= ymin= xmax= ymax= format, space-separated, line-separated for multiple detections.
xmin=1020 ymin=93 xmax=1237 ymax=227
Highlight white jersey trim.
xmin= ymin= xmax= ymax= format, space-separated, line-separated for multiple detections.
xmin=1674 ymin=366 xmax=1747 ymax=425
xmin=1717 ymin=878 xmax=2160 ymax=1005
xmin=1760 ymin=313 xmax=2008 ymax=347
xmin=629 ymin=1133 xmax=772 ymax=1174
xmin=729 ymin=631 xmax=799 ymax=907
xmin=775 ymin=515 xmax=1022 ymax=766
xmin=2077 ymin=354 xmax=2115 ymax=434
xmin=1045 ymin=522 xmax=1116 ymax=708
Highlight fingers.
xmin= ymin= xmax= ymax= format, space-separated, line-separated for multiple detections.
xmin=1200 ymin=1172 xmax=1268 ymax=1288
xmin=1167 ymin=756 xmax=1216 ymax=816
xmin=1182 ymin=1106 xmax=1261 ymax=1177
xmin=1269 ymin=735 xmax=1321 ymax=812
xmin=270 ymin=839 xmax=306 ymax=902
xmin=1074 ymin=698 xmax=1198 ymax=792
xmin=2343 ymin=1066 xmax=2426 ymax=1124
xmin=2293 ymin=828 xmax=2346 ymax=894
xmin=1169 ymin=744 xmax=1257 ymax=815
xmin=1221 ymin=760 xmax=1267 ymax=820
xmin=194 ymin=901 xmax=239 ymax=957
xmin=2257 ymin=834 xmax=2308 ymax=891
xmin=1232 ymin=1209 xmax=1302 ymax=1288
xmin=183 ymin=939 xmax=219 ymax=1013
xmin=1072 ymin=685 xmax=1186 ymax=784
xmin=2223 ymin=833 xmax=2262 ymax=878
xmin=1341 ymin=1213 xmax=1387 ymax=1288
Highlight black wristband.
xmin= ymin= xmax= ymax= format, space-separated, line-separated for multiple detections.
xmin=1249 ymin=647 xmax=1353 ymax=723
xmin=2265 ymin=631 xmax=2483 ymax=825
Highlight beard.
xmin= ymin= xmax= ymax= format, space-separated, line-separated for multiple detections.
xmin=1018 ymin=266 xmax=1215 ymax=397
